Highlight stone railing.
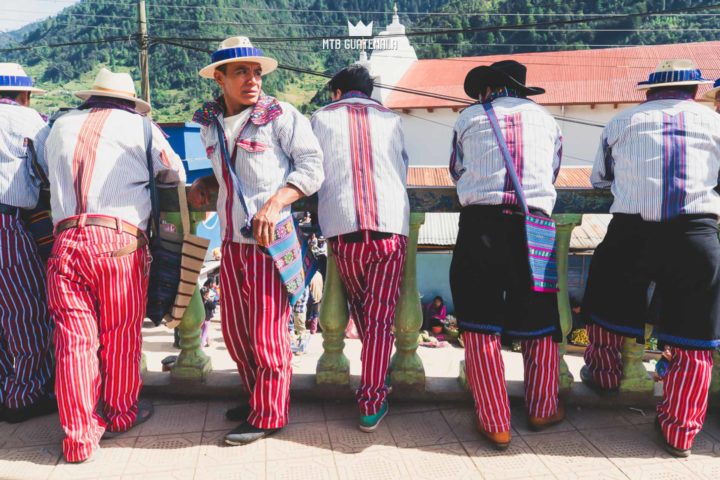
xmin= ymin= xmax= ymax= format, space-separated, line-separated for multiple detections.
xmin=159 ymin=186 xmax=718 ymax=397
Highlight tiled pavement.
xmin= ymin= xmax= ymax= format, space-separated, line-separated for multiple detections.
xmin=3 ymin=399 xmax=720 ymax=480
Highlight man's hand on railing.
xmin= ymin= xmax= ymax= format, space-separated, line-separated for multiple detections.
xmin=188 ymin=175 xmax=219 ymax=209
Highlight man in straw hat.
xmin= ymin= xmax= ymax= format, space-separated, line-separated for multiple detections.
xmin=0 ymin=63 xmax=56 ymax=424
xmin=311 ymin=64 xmax=410 ymax=432
xmin=41 ymin=68 xmax=185 ymax=463
xmin=705 ymin=78 xmax=720 ymax=113
xmin=449 ymin=60 xmax=564 ymax=450
xmin=189 ymin=36 xmax=323 ymax=445
xmin=582 ymin=59 xmax=720 ymax=457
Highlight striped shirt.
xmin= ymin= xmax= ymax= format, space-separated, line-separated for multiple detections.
xmin=312 ymin=94 xmax=410 ymax=238
xmin=195 ymin=95 xmax=324 ymax=244
xmin=450 ymin=96 xmax=563 ymax=215
xmin=592 ymin=96 xmax=720 ymax=222
xmin=0 ymin=100 xmax=48 ymax=209
xmin=42 ymin=108 xmax=185 ymax=230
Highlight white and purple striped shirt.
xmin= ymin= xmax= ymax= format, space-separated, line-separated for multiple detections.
xmin=312 ymin=93 xmax=410 ymax=238
xmin=0 ymin=100 xmax=47 ymax=209
xmin=42 ymin=108 xmax=185 ymax=230
xmin=592 ymin=92 xmax=720 ymax=222
xmin=195 ymin=95 xmax=324 ymax=244
xmin=450 ymin=96 xmax=563 ymax=215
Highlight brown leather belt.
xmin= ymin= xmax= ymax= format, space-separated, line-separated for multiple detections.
xmin=55 ymin=216 xmax=148 ymax=257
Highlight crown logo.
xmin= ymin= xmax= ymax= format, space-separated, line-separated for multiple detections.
xmin=347 ymin=20 xmax=373 ymax=37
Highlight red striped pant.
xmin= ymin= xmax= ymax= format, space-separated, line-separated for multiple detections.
xmin=0 ymin=213 xmax=53 ymax=409
xmin=330 ymin=232 xmax=407 ymax=416
xmin=47 ymin=220 xmax=148 ymax=462
xmin=220 ymin=241 xmax=292 ymax=429
xmin=586 ymin=324 xmax=712 ymax=450
xmin=464 ymin=332 xmax=559 ymax=432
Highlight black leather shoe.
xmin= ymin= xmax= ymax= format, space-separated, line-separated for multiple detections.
xmin=225 ymin=403 xmax=251 ymax=422
xmin=580 ymin=366 xmax=619 ymax=396
xmin=224 ymin=423 xmax=279 ymax=445
xmin=5 ymin=395 xmax=58 ymax=424
xmin=0 ymin=404 xmax=6 ymax=423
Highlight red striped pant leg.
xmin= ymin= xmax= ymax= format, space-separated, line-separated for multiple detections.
xmin=331 ymin=239 xmax=368 ymax=338
xmin=244 ymin=245 xmax=292 ymax=429
xmin=355 ymin=235 xmax=407 ymax=416
xmin=0 ymin=214 xmax=53 ymax=408
xmin=464 ymin=332 xmax=511 ymax=433
xmin=657 ymin=348 xmax=712 ymax=451
xmin=219 ymin=241 xmax=257 ymax=396
xmin=521 ymin=336 xmax=559 ymax=419
xmin=47 ymin=229 xmax=105 ymax=463
xmin=96 ymin=229 xmax=149 ymax=432
xmin=583 ymin=323 xmax=623 ymax=390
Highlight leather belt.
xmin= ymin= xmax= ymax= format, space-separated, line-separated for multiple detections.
xmin=329 ymin=231 xmax=394 ymax=243
xmin=0 ymin=204 xmax=19 ymax=215
xmin=55 ymin=215 xmax=148 ymax=257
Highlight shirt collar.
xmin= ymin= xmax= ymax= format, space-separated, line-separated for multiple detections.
xmin=193 ymin=93 xmax=283 ymax=127
xmin=484 ymin=87 xmax=524 ymax=102
xmin=646 ymin=89 xmax=695 ymax=102
xmin=78 ymin=95 xmax=142 ymax=115
xmin=0 ymin=98 xmax=20 ymax=107
xmin=340 ymin=90 xmax=369 ymax=100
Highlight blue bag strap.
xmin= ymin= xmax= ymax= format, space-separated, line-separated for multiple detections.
xmin=143 ymin=116 xmax=160 ymax=238
xmin=213 ymin=117 xmax=253 ymax=233
xmin=482 ymin=102 xmax=529 ymax=215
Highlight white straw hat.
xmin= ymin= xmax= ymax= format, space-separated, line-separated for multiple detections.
xmin=0 ymin=63 xmax=46 ymax=94
xmin=637 ymin=59 xmax=712 ymax=90
xmin=74 ymin=68 xmax=151 ymax=114
xmin=199 ymin=36 xmax=278 ymax=79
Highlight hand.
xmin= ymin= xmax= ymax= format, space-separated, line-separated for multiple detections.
xmin=253 ymin=197 xmax=284 ymax=247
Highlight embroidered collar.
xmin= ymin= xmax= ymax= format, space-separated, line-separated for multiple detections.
xmin=480 ymin=87 xmax=524 ymax=103
xmin=193 ymin=94 xmax=283 ymax=127
xmin=645 ymin=89 xmax=695 ymax=102
xmin=78 ymin=96 xmax=142 ymax=115
xmin=340 ymin=90 xmax=369 ymax=100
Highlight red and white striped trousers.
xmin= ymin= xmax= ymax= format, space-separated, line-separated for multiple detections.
xmin=0 ymin=212 xmax=53 ymax=409
xmin=220 ymin=241 xmax=292 ymax=429
xmin=47 ymin=219 xmax=148 ymax=462
xmin=464 ymin=332 xmax=558 ymax=432
xmin=585 ymin=324 xmax=712 ymax=450
xmin=330 ymin=232 xmax=407 ymax=416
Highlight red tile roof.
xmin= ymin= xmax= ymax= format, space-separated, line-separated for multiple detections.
xmin=386 ymin=42 xmax=720 ymax=109
xmin=408 ymin=166 xmax=591 ymax=188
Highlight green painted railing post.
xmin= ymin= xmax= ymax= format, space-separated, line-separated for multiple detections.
xmin=711 ymin=350 xmax=720 ymax=395
xmin=316 ymin=244 xmax=351 ymax=387
xmin=553 ymin=214 xmax=583 ymax=392
xmin=619 ymin=324 xmax=654 ymax=393
xmin=168 ymin=211 xmax=212 ymax=382
xmin=390 ymin=212 xmax=426 ymax=391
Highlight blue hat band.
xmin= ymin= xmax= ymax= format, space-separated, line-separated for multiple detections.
xmin=713 ymin=79 xmax=720 ymax=89
xmin=0 ymin=75 xmax=33 ymax=88
xmin=638 ymin=69 xmax=708 ymax=86
xmin=211 ymin=47 xmax=265 ymax=64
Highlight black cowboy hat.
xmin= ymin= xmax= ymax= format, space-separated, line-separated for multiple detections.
xmin=463 ymin=60 xmax=545 ymax=100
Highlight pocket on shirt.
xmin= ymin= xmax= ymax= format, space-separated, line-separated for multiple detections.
xmin=236 ymin=139 xmax=268 ymax=153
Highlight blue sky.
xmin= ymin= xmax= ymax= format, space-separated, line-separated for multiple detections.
xmin=2 ymin=0 xmax=79 ymax=32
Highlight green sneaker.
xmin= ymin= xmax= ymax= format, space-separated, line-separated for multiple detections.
xmin=359 ymin=401 xmax=389 ymax=433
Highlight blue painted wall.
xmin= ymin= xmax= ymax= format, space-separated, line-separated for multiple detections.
xmin=161 ymin=122 xmax=213 ymax=183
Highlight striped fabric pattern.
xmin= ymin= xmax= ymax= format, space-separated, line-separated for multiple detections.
xmin=219 ymin=241 xmax=292 ymax=429
xmin=0 ymin=212 xmax=53 ymax=409
xmin=450 ymin=97 xmax=563 ymax=215
xmin=42 ymin=108 xmax=185 ymax=230
xmin=329 ymin=232 xmax=407 ymax=416
xmin=47 ymin=225 xmax=149 ymax=463
xmin=464 ymin=332 xmax=559 ymax=432
xmin=0 ymin=102 xmax=47 ymax=209
xmin=591 ymin=97 xmax=720 ymax=222
xmin=199 ymin=100 xmax=324 ymax=244
xmin=583 ymin=323 xmax=624 ymax=390
xmin=312 ymin=96 xmax=410 ymax=238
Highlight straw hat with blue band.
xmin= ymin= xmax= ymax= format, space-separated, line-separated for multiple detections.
xmin=199 ymin=36 xmax=278 ymax=78
xmin=704 ymin=78 xmax=720 ymax=101
xmin=637 ymin=59 xmax=712 ymax=90
xmin=0 ymin=63 xmax=46 ymax=94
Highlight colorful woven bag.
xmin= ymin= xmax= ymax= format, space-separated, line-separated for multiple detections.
xmin=483 ymin=102 xmax=559 ymax=293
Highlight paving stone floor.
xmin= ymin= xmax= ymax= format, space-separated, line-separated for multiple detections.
xmin=2 ymin=399 xmax=720 ymax=480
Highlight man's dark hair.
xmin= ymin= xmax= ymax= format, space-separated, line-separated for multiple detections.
xmin=0 ymin=91 xmax=23 ymax=101
xmin=647 ymin=85 xmax=698 ymax=97
xmin=328 ymin=64 xmax=374 ymax=97
xmin=216 ymin=65 xmax=227 ymax=74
